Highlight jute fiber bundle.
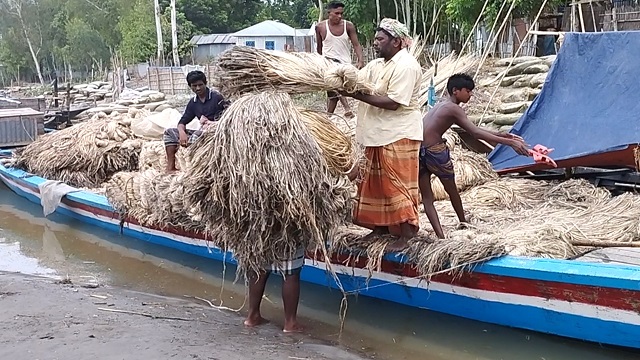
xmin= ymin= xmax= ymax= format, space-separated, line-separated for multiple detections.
xmin=12 ymin=110 xmax=144 ymax=188
xmin=183 ymin=92 xmax=354 ymax=276
xmin=104 ymin=169 xmax=204 ymax=232
xmin=333 ymin=178 xmax=640 ymax=277
xmin=297 ymin=108 xmax=360 ymax=176
xmin=213 ymin=46 xmax=376 ymax=97
xmin=138 ymin=140 xmax=190 ymax=171
xmin=430 ymin=148 xmax=498 ymax=201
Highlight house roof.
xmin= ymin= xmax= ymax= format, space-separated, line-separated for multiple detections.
xmin=190 ymin=34 xmax=236 ymax=45
xmin=232 ymin=20 xmax=296 ymax=37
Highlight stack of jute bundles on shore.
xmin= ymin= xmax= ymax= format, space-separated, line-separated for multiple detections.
xmin=469 ymin=55 xmax=556 ymax=132
xmin=9 ymin=110 xmax=145 ymax=188
xmin=105 ymin=92 xmax=355 ymax=276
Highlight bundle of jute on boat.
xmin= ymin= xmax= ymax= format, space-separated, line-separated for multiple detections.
xmin=10 ymin=110 xmax=145 ymax=188
xmin=213 ymin=46 xmax=376 ymax=97
xmin=298 ymin=108 xmax=360 ymax=175
xmin=138 ymin=140 xmax=190 ymax=172
xmin=334 ymin=177 xmax=640 ymax=277
xmin=104 ymin=169 xmax=204 ymax=232
xmin=429 ymin=130 xmax=497 ymax=200
xmin=183 ymin=92 xmax=354 ymax=276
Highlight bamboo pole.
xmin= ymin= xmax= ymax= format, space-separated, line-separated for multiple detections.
xmin=474 ymin=0 xmax=517 ymax=79
xmin=590 ymin=2 xmax=597 ymax=31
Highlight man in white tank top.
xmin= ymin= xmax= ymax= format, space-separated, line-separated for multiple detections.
xmin=315 ymin=1 xmax=364 ymax=118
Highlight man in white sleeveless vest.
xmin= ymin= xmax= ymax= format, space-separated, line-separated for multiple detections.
xmin=315 ymin=1 xmax=364 ymax=118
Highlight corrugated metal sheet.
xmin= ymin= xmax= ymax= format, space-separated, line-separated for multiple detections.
xmin=0 ymin=116 xmax=38 ymax=147
xmin=190 ymin=34 xmax=236 ymax=45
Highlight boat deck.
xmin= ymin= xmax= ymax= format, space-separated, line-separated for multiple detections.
xmin=574 ymin=247 xmax=640 ymax=267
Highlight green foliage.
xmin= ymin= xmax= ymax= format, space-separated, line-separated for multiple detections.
xmin=118 ymin=0 xmax=156 ymax=63
xmin=446 ymin=0 xmax=565 ymax=34
xmin=62 ymin=18 xmax=111 ymax=68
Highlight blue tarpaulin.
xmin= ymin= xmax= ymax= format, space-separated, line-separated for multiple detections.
xmin=489 ymin=31 xmax=640 ymax=172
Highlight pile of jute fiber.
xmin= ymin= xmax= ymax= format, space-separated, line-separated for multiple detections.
xmin=333 ymin=177 xmax=640 ymax=279
xmin=213 ymin=46 xmax=376 ymax=97
xmin=183 ymin=92 xmax=354 ymax=276
xmin=298 ymin=108 xmax=360 ymax=176
xmin=10 ymin=110 xmax=144 ymax=188
xmin=138 ymin=140 xmax=190 ymax=172
xmin=104 ymin=169 xmax=204 ymax=233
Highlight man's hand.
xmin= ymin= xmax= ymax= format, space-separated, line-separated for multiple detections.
xmin=178 ymin=128 xmax=189 ymax=147
xmin=508 ymin=138 xmax=531 ymax=156
xmin=502 ymin=132 xmax=524 ymax=142
xmin=200 ymin=115 xmax=210 ymax=126
xmin=356 ymin=60 xmax=364 ymax=69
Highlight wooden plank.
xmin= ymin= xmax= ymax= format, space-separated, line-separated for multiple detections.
xmin=0 ymin=108 xmax=44 ymax=117
xmin=576 ymin=247 xmax=640 ymax=267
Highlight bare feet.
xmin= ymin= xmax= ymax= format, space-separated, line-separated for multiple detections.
xmin=283 ymin=321 xmax=304 ymax=333
xmin=386 ymin=237 xmax=410 ymax=252
xmin=243 ymin=313 xmax=268 ymax=327
xmin=344 ymin=111 xmax=355 ymax=119
xmin=165 ymin=167 xmax=178 ymax=174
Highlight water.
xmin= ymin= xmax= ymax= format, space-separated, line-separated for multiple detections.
xmin=0 ymin=183 xmax=638 ymax=360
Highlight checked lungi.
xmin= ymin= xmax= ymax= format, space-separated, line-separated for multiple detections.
xmin=353 ymin=138 xmax=421 ymax=235
xmin=163 ymin=128 xmax=203 ymax=147
xmin=419 ymin=141 xmax=455 ymax=180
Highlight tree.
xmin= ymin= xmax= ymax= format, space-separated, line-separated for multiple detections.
xmin=170 ymin=0 xmax=179 ymax=66
xmin=62 ymin=18 xmax=110 ymax=70
xmin=118 ymin=0 xmax=157 ymax=63
xmin=1 ymin=0 xmax=45 ymax=84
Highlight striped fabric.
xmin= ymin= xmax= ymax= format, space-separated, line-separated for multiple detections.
xmin=266 ymin=246 xmax=305 ymax=277
xmin=353 ymin=138 xmax=421 ymax=235
xmin=419 ymin=142 xmax=455 ymax=179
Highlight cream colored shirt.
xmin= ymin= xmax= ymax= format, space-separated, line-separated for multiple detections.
xmin=355 ymin=48 xmax=423 ymax=147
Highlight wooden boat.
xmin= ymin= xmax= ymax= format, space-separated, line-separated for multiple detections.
xmin=0 ymin=159 xmax=639 ymax=350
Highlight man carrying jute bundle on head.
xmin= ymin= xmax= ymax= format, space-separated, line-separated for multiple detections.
xmin=340 ymin=19 xmax=423 ymax=252
xmin=244 ymin=247 xmax=305 ymax=333
xmin=163 ymin=70 xmax=228 ymax=172
xmin=420 ymin=73 xmax=530 ymax=239
xmin=315 ymin=1 xmax=364 ymax=118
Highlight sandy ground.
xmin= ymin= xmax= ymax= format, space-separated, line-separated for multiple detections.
xmin=0 ymin=271 xmax=364 ymax=360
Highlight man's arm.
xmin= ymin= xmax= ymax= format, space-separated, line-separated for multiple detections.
xmin=315 ymin=23 xmax=323 ymax=55
xmin=178 ymin=101 xmax=196 ymax=128
xmin=346 ymin=22 xmax=364 ymax=68
xmin=343 ymin=91 xmax=400 ymax=110
xmin=452 ymin=106 xmax=530 ymax=156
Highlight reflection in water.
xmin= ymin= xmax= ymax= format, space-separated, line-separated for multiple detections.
xmin=0 ymin=183 xmax=639 ymax=360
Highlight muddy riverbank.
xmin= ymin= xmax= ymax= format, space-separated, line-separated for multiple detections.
xmin=0 ymin=271 xmax=363 ymax=360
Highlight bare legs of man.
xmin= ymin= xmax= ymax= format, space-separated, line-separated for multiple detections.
xmin=164 ymin=145 xmax=179 ymax=172
xmin=244 ymin=270 xmax=303 ymax=333
xmin=327 ymin=95 xmax=354 ymax=118
xmin=418 ymin=174 xmax=466 ymax=239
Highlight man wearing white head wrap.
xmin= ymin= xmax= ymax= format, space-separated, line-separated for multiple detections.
xmin=340 ymin=19 xmax=423 ymax=252
xmin=377 ymin=18 xmax=413 ymax=48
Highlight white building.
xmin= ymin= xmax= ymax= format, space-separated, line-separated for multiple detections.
xmin=232 ymin=20 xmax=315 ymax=52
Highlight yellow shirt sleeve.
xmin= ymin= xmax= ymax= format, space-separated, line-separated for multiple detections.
xmin=386 ymin=64 xmax=421 ymax=107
